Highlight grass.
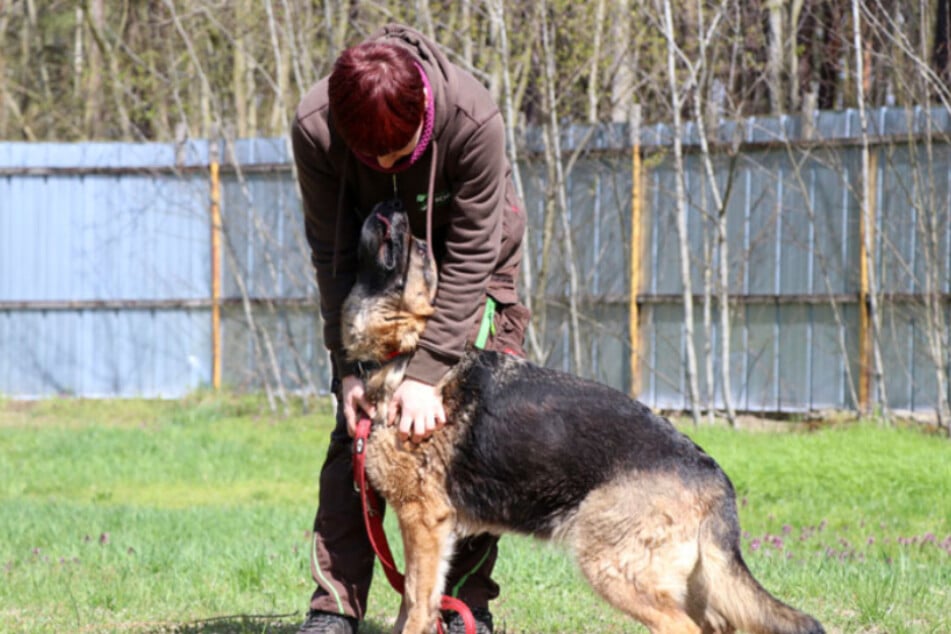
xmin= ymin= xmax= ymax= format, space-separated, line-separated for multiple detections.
xmin=0 ymin=393 xmax=948 ymax=633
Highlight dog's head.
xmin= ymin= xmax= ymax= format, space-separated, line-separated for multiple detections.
xmin=342 ymin=199 xmax=438 ymax=363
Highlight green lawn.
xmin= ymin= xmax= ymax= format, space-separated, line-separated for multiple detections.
xmin=0 ymin=394 xmax=948 ymax=633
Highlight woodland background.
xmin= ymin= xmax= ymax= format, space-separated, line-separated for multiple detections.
xmin=5 ymin=0 xmax=951 ymax=141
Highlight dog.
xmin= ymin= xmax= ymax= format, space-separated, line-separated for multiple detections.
xmin=341 ymin=199 xmax=825 ymax=634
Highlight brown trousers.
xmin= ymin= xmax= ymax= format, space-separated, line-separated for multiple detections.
xmin=307 ymin=299 xmax=530 ymax=620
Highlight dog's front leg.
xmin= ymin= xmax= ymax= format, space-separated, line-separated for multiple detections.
xmin=396 ymin=500 xmax=455 ymax=634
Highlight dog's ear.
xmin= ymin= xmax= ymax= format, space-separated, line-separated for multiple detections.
xmin=402 ymin=237 xmax=438 ymax=317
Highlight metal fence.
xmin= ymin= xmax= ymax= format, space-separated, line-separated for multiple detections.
xmin=637 ymin=108 xmax=951 ymax=416
xmin=1 ymin=107 xmax=949 ymax=416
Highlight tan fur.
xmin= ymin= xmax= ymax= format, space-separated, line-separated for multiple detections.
xmin=363 ymin=422 xmax=460 ymax=634
xmin=561 ymin=473 xmax=718 ymax=634
xmin=342 ymin=236 xmax=436 ymax=365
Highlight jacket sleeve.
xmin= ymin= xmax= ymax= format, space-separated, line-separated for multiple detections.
xmin=291 ymin=113 xmax=361 ymax=378
xmin=405 ymin=112 xmax=506 ymax=384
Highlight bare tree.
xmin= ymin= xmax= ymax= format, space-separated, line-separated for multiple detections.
xmin=490 ymin=0 xmax=543 ymax=360
xmin=589 ymin=0 xmax=607 ymax=123
xmin=540 ymin=0 xmax=584 ymax=374
xmin=766 ymin=0 xmax=785 ymax=113
xmin=661 ymin=0 xmax=702 ymax=424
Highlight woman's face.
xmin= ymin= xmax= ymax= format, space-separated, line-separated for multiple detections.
xmin=376 ymin=120 xmax=423 ymax=169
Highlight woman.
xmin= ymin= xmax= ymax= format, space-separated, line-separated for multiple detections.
xmin=292 ymin=23 xmax=529 ymax=634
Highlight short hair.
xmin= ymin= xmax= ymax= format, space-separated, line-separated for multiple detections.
xmin=328 ymin=42 xmax=425 ymax=157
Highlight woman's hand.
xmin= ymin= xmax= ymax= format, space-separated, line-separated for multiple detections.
xmin=341 ymin=374 xmax=376 ymax=437
xmin=388 ymin=378 xmax=446 ymax=443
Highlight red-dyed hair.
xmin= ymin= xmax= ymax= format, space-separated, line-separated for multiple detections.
xmin=328 ymin=42 xmax=425 ymax=157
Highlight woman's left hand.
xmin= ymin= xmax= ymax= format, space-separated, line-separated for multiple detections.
xmin=388 ymin=378 xmax=447 ymax=443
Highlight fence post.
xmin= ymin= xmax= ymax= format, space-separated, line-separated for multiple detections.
xmin=629 ymin=104 xmax=643 ymax=397
xmin=209 ymin=130 xmax=222 ymax=391
xmin=858 ymin=147 xmax=877 ymax=413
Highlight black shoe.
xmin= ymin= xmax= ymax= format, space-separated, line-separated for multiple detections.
xmin=444 ymin=607 xmax=493 ymax=634
xmin=297 ymin=610 xmax=358 ymax=634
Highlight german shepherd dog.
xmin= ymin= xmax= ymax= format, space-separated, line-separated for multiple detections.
xmin=342 ymin=199 xmax=824 ymax=634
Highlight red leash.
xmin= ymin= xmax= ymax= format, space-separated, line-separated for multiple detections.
xmin=353 ymin=415 xmax=476 ymax=634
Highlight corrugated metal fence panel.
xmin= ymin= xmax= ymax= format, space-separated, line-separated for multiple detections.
xmin=216 ymin=137 xmax=328 ymax=392
xmin=644 ymin=145 xmax=865 ymax=412
xmin=1 ymin=108 xmax=949 ymax=410
xmin=637 ymin=109 xmax=949 ymax=414
xmin=875 ymin=140 xmax=951 ymax=411
xmin=519 ymin=152 xmax=632 ymax=389
xmin=0 ymin=141 xmax=212 ymax=397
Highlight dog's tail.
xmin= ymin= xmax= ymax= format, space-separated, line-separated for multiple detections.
xmin=698 ymin=514 xmax=825 ymax=634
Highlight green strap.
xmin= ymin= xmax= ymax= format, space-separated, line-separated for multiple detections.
xmin=474 ymin=297 xmax=496 ymax=350
xmin=450 ymin=546 xmax=495 ymax=598
xmin=310 ymin=532 xmax=346 ymax=614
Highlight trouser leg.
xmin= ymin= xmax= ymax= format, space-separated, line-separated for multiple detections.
xmin=308 ymin=408 xmax=377 ymax=620
xmin=444 ymin=533 xmax=500 ymax=610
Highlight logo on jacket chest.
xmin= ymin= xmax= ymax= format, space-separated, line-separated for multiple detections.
xmin=416 ymin=191 xmax=451 ymax=212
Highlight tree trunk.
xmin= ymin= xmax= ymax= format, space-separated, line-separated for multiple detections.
xmin=84 ymin=0 xmax=105 ymax=137
xmin=610 ymin=0 xmax=634 ymax=122
xmin=265 ymin=0 xmax=291 ymax=136
xmin=541 ymin=1 xmax=583 ymax=374
xmin=490 ymin=0 xmax=543 ymax=360
xmin=767 ymin=0 xmax=784 ymax=113
xmin=662 ymin=0 xmax=702 ymax=425
xmin=933 ymin=0 xmax=951 ymax=85
xmin=589 ymin=0 xmax=606 ymax=123
xmin=83 ymin=0 xmax=132 ymax=139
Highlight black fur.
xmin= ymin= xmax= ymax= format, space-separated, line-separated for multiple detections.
xmin=443 ymin=350 xmax=730 ymax=537
xmin=356 ymin=198 xmax=413 ymax=295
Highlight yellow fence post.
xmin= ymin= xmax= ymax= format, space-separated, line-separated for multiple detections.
xmin=858 ymin=148 xmax=876 ymax=413
xmin=210 ymin=134 xmax=222 ymax=391
xmin=629 ymin=104 xmax=643 ymax=397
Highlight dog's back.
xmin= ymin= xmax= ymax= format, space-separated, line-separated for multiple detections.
xmin=442 ymin=350 xmax=722 ymax=536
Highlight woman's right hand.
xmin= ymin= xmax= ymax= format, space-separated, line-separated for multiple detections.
xmin=341 ymin=374 xmax=376 ymax=437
